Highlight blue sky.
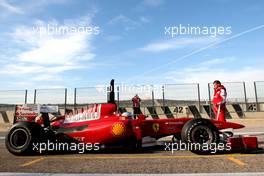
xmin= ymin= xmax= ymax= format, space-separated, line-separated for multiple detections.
xmin=0 ymin=0 xmax=264 ymax=91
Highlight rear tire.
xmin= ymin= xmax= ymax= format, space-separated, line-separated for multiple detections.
xmin=181 ymin=119 xmax=219 ymax=154
xmin=5 ymin=122 xmax=45 ymax=155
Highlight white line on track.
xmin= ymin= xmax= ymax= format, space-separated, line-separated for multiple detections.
xmin=0 ymin=136 xmax=5 ymax=140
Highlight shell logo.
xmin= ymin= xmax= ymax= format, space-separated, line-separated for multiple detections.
xmin=112 ymin=122 xmax=125 ymax=136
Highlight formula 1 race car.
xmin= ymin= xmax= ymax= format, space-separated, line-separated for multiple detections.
xmin=5 ymin=80 xmax=257 ymax=155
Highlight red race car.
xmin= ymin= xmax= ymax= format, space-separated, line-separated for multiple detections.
xmin=5 ymin=80 xmax=254 ymax=155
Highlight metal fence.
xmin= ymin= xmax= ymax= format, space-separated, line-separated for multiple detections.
xmin=33 ymin=89 xmax=67 ymax=105
xmin=0 ymin=81 xmax=263 ymax=112
xmin=0 ymin=90 xmax=27 ymax=104
xmin=117 ymin=84 xmax=156 ymax=107
xmin=74 ymin=86 xmax=107 ymax=105
xmin=208 ymin=82 xmax=247 ymax=104
xmin=164 ymin=83 xmax=200 ymax=103
xmin=255 ymin=81 xmax=264 ymax=103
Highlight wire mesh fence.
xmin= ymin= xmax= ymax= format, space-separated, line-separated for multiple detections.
xmin=208 ymin=82 xmax=247 ymax=104
xmin=0 ymin=81 xmax=263 ymax=112
xmin=117 ymin=84 xmax=157 ymax=107
xmin=164 ymin=83 xmax=200 ymax=104
xmin=34 ymin=89 xmax=67 ymax=105
xmin=0 ymin=90 xmax=27 ymax=104
xmin=75 ymin=86 xmax=107 ymax=105
xmin=255 ymin=81 xmax=264 ymax=103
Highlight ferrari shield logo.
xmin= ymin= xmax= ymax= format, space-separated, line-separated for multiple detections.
xmin=152 ymin=123 xmax=159 ymax=132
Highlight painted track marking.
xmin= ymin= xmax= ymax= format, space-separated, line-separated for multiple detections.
xmin=20 ymin=157 xmax=45 ymax=167
xmin=227 ymin=156 xmax=246 ymax=166
xmin=18 ymin=154 xmax=255 ymax=167
xmin=47 ymin=154 xmax=255 ymax=159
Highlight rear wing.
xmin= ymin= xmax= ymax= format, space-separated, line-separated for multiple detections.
xmin=14 ymin=104 xmax=59 ymax=124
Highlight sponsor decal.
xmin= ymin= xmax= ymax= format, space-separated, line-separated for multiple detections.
xmin=15 ymin=104 xmax=39 ymax=122
xmin=15 ymin=104 xmax=59 ymax=122
xmin=112 ymin=122 xmax=125 ymax=136
xmin=40 ymin=105 xmax=58 ymax=113
xmin=65 ymin=104 xmax=101 ymax=123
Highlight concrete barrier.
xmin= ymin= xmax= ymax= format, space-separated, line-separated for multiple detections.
xmin=0 ymin=111 xmax=13 ymax=131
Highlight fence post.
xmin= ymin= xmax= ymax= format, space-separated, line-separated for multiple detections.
xmin=162 ymin=85 xmax=165 ymax=109
xmin=243 ymin=82 xmax=248 ymax=111
xmin=152 ymin=85 xmax=155 ymax=115
xmin=33 ymin=89 xmax=37 ymax=104
xmin=254 ymin=81 xmax=259 ymax=111
xmin=24 ymin=89 xmax=28 ymax=104
xmin=117 ymin=86 xmax=120 ymax=113
xmin=74 ymin=88 xmax=77 ymax=109
xmin=208 ymin=83 xmax=211 ymax=118
xmin=197 ymin=84 xmax=201 ymax=112
xmin=64 ymin=88 xmax=67 ymax=114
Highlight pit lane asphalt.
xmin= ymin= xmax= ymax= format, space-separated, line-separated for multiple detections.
xmin=0 ymin=131 xmax=264 ymax=174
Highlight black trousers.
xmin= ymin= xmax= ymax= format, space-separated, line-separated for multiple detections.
xmin=133 ymin=107 xmax=140 ymax=115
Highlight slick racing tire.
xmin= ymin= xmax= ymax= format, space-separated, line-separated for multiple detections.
xmin=181 ymin=119 xmax=220 ymax=154
xmin=5 ymin=122 xmax=45 ymax=155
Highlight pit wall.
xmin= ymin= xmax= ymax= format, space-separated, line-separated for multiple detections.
xmin=119 ymin=103 xmax=264 ymax=119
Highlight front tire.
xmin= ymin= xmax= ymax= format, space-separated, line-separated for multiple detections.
xmin=181 ymin=119 xmax=220 ymax=154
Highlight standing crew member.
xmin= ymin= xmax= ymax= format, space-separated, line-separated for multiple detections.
xmin=212 ymin=80 xmax=227 ymax=122
xmin=132 ymin=94 xmax=141 ymax=115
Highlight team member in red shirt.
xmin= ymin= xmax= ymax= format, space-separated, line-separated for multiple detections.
xmin=212 ymin=80 xmax=227 ymax=122
xmin=132 ymin=94 xmax=141 ymax=115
